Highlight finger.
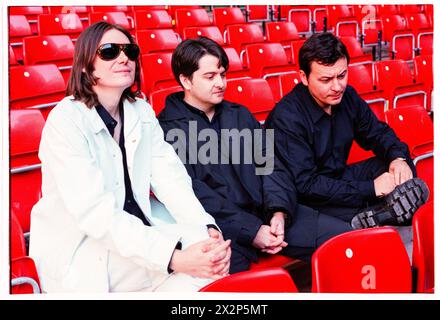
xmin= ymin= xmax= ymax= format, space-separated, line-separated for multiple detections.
xmin=209 ymin=239 xmax=231 ymax=259
xmin=264 ymin=246 xmax=283 ymax=254
xmin=208 ymin=228 xmax=220 ymax=239
xmin=270 ymin=221 xmax=278 ymax=234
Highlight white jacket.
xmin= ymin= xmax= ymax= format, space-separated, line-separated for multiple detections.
xmin=29 ymin=96 xmax=217 ymax=292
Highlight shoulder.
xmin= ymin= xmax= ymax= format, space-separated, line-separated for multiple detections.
xmin=46 ymin=96 xmax=87 ymax=126
xmin=131 ymin=97 xmax=157 ymax=122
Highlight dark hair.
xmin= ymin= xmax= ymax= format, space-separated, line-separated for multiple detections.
xmin=299 ymin=32 xmax=350 ymax=78
xmin=171 ymin=37 xmax=229 ymax=87
xmin=66 ymin=21 xmax=141 ymax=108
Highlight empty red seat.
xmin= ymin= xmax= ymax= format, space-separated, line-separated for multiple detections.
xmin=89 ymin=12 xmax=132 ymax=31
xmin=9 ymin=64 xmax=66 ymax=119
xmin=90 ymin=5 xmax=131 ymax=13
xmin=9 ymin=6 xmax=44 ymax=34
xmin=182 ymin=26 xmax=224 ymax=45
xmin=223 ymin=47 xmax=249 ymax=80
xmin=412 ymin=201 xmax=434 ymax=293
xmin=174 ymin=8 xmax=211 ymax=36
xmin=245 ymin=5 xmax=271 ymax=22
xmin=352 ymin=4 xmax=382 ymax=46
xmin=10 ymin=109 xmax=46 ymax=233
xmin=288 ymin=6 xmax=312 ymax=34
xmin=136 ymin=29 xmax=179 ymax=54
xmin=250 ymin=254 xmax=297 ymax=270
xmin=384 ymin=106 xmax=433 ymax=198
xmin=225 ymin=78 xmax=274 ymax=123
xmin=225 ymin=23 xmax=265 ymax=63
xmin=11 ymin=212 xmax=27 ymax=259
xmin=326 ymin=5 xmax=359 ymax=38
xmin=405 ymin=13 xmax=433 ymax=55
xmin=11 ymin=257 xmax=42 ymax=294
xmin=47 ymin=6 xmax=89 ymax=27
xmin=199 ymin=267 xmax=298 ymax=292
xmin=374 ymin=59 xmax=426 ymax=110
xmin=278 ymin=71 xmax=301 ymax=99
xmin=166 ymin=5 xmax=201 ymax=20
xmin=38 ymin=13 xmax=83 ymax=41
xmin=244 ymin=43 xmax=297 ymax=102
xmin=9 ymin=45 xmax=19 ymax=66
xmin=413 ymin=55 xmax=433 ymax=112
xmin=381 ymin=14 xmax=415 ymax=61
xmin=312 ymin=227 xmax=412 ymax=293
xmin=265 ymin=21 xmax=303 ymax=65
xmin=340 ymin=36 xmax=371 ymax=64
xmin=149 ymin=86 xmax=183 ymax=115
xmin=134 ymin=9 xmax=172 ymax=30
xmin=141 ymin=52 xmax=177 ymax=96
xmin=23 ymin=35 xmax=74 ymax=83
xmin=9 ymin=15 xmax=33 ymax=62
xmin=376 ymin=4 xmax=401 ymax=16
xmin=213 ymin=7 xmax=246 ymax=37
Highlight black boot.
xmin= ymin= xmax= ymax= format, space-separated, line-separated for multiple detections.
xmin=351 ymin=178 xmax=430 ymax=229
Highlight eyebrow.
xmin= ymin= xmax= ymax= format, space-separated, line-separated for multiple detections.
xmin=318 ymin=69 xmax=347 ymax=80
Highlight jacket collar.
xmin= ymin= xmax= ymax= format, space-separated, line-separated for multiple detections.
xmin=158 ymin=91 xmax=237 ymax=122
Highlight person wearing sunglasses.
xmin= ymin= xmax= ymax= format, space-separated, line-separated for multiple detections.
xmin=29 ymin=22 xmax=231 ymax=293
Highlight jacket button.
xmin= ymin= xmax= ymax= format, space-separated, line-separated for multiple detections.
xmin=132 ymin=139 xmax=136 ymax=143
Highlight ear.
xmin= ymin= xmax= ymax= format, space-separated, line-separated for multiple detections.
xmin=299 ymin=70 xmax=308 ymax=86
xmin=179 ymin=74 xmax=192 ymax=91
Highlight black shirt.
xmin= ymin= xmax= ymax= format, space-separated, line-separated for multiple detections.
xmin=265 ymin=83 xmax=410 ymax=208
xmin=95 ymin=103 xmax=150 ymax=226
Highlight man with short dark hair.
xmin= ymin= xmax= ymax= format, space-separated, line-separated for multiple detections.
xmin=265 ymin=32 xmax=429 ymax=229
xmin=158 ymin=37 xmax=353 ymax=274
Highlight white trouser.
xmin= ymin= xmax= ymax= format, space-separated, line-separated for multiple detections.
xmin=109 ymin=199 xmax=214 ymax=292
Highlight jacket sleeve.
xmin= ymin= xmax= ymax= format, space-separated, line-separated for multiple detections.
xmin=352 ymin=91 xmax=412 ymax=164
xmin=268 ymin=102 xmax=376 ymax=208
xmin=40 ymin=106 xmax=181 ymax=273
xmin=246 ymin=111 xmax=297 ymax=228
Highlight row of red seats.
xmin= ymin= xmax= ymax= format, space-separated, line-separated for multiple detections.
xmin=11 ymin=203 xmax=434 ymax=294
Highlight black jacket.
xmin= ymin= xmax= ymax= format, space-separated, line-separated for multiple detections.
xmin=158 ymin=92 xmax=296 ymax=261
xmin=265 ymin=83 xmax=413 ymax=208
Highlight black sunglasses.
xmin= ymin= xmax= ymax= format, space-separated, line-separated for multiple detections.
xmin=96 ymin=43 xmax=140 ymax=61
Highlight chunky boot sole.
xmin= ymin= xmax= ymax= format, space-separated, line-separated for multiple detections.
xmin=351 ymin=178 xmax=430 ymax=229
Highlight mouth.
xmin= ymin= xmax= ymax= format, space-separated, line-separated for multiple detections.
xmin=114 ymin=69 xmax=132 ymax=74
xmin=329 ymin=93 xmax=342 ymax=99
xmin=213 ymin=91 xmax=224 ymax=95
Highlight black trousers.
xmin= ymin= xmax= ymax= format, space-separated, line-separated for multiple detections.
xmin=230 ymin=156 xmax=417 ymax=274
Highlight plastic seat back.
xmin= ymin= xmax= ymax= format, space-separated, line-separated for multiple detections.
xmin=225 ymin=23 xmax=264 ymax=58
xmin=141 ymin=52 xmax=177 ymax=96
xmin=200 ymin=267 xmax=298 ymax=292
xmin=89 ymin=12 xmax=131 ymax=30
xmin=11 ymin=257 xmax=42 ymax=294
xmin=213 ymin=7 xmax=246 ymax=34
xmin=136 ymin=29 xmax=179 ymax=54
xmin=174 ymin=8 xmax=211 ymax=36
xmin=182 ymin=26 xmax=224 ymax=45
xmin=134 ymin=9 xmax=172 ymax=30
xmin=38 ymin=13 xmax=83 ymax=40
xmin=412 ymin=201 xmax=434 ymax=293
xmin=312 ymin=227 xmax=412 ymax=293
xmin=149 ymin=86 xmax=183 ymax=115
xmin=9 ymin=15 xmax=33 ymax=62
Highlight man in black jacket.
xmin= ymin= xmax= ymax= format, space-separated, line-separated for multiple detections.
xmin=265 ymin=32 xmax=429 ymax=230
xmin=158 ymin=37 xmax=353 ymax=274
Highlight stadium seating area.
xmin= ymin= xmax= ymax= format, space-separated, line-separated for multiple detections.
xmin=8 ymin=4 xmax=434 ymax=294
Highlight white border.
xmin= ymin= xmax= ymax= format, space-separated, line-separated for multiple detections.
xmin=1 ymin=0 xmax=438 ymax=302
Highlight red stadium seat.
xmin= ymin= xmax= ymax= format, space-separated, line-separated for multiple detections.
xmin=38 ymin=13 xmax=83 ymax=41
xmin=9 ymin=64 xmax=66 ymax=119
xmin=11 ymin=257 xmax=42 ymax=294
xmin=47 ymin=6 xmax=89 ymax=27
xmin=90 ymin=5 xmax=131 ymax=13
xmin=313 ymin=6 xmax=327 ymax=32
xmin=149 ymin=86 xmax=183 ymax=115
xmin=10 ymin=109 xmax=46 ymax=233
xmin=265 ymin=21 xmax=303 ymax=64
xmin=245 ymin=5 xmax=271 ymax=22
xmin=250 ymin=254 xmax=297 ymax=270
xmin=376 ymin=4 xmax=401 ymax=16
xmin=340 ymin=36 xmax=371 ymax=64
xmin=11 ymin=212 xmax=27 ymax=259
xmin=225 ymin=78 xmax=274 ymax=123
xmin=225 ymin=23 xmax=265 ymax=63
xmin=412 ymin=201 xmax=434 ymax=293
xmin=384 ymin=106 xmax=433 ymax=198
xmin=9 ymin=45 xmax=19 ymax=66
xmin=312 ymin=227 xmax=412 ymax=293
xmin=140 ymin=52 xmax=178 ymax=96
xmin=9 ymin=15 xmax=33 ymax=62
xmin=182 ymin=26 xmax=224 ymax=45
xmin=326 ymin=5 xmax=359 ymax=38
xmin=278 ymin=71 xmax=301 ymax=99
xmin=288 ymin=6 xmax=312 ymax=34
xmin=166 ymin=5 xmax=201 ymax=20
xmin=213 ymin=7 xmax=246 ymax=38
xmin=223 ymin=47 xmax=249 ymax=80
xmin=136 ymin=29 xmax=179 ymax=54
xmin=134 ymin=9 xmax=172 ymax=30
xmin=199 ymin=267 xmax=298 ymax=292
xmin=353 ymin=4 xmax=382 ymax=46
xmin=381 ymin=14 xmax=415 ymax=61
xmin=244 ymin=43 xmax=297 ymax=102
xmin=23 ymin=35 xmax=74 ymax=83
xmin=174 ymin=8 xmax=211 ymax=36
xmin=374 ymin=59 xmax=426 ymax=110
xmin=89 ymin=12 xmax=132 ymax=31
xmin=9 ymin=6 xmax=44 ymax=34
xmin=413 ymin=55 xmax=433 ymax=112
xmin=405 ymin=13 xmax=433 ymax=55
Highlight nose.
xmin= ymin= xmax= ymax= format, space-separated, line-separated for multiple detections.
xmin=214 ymin=74 xmax=225 ymax=88
xmin=331 ymin=78 xmax=342 ymax=92
xmin=117 ymin=49 xmax=129 ymax=64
